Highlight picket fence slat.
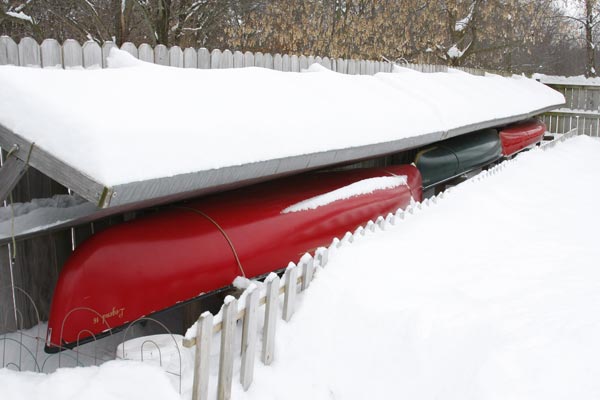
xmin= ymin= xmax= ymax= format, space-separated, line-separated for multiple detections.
xmin=282 ymin=54 xmax=290 ymax=71
xmin=264 ymin=53 xmax=274 ymax=69
xmin=273 ymin=53 xmax=283 ymax=71
xmin=169 ymin=46 xmax=184 ymax=67
xmin=101 ymin=41 xmax=116 ymax=68
xmin=138 ymin=43 xmax=154 ymax=63
xmin=221 ymin=49 xmax=233 ymax=68
xmin=233 ymin=50 xmax=244 ymax=68
xmin=283 ymin=263 xmax=297 ymax=321
xmin=210 ymin=49 xmax=222 ymax=69
xmin=154 ymin=44 xmax=169 ymax=65
xmin=121 ymin=42 xmax=138 ymax=58
xmin=240 ymin=286 xmax=260 ymax=390
xmin=0 ymin=36 xmax=18 ymax=65
xmin=291 ymin=55 xmax=299 ymax=72
xmin=198 ymin=48 xmax=210 ymax=69
xmin=301 ymin=256 xmax=314 ymax=291
xmin=217 ymin=297 xmax=237 ymax=400
xmin=261 ymin=273 xmax=279 ymax=365
xmin=82 ymin=41 xmax=102 ymax=68
xmin=19 ymin=37 xmax=40 ymax=67
xmin=299 ymin=55 xmax=308 ymax=70
xmin=244 ymin=51 xmax=254 ymax=68
xmin=183 ymin=47 xmax=197 ymax=68
xmin=64 ymin=39 xmax=83 ymax=68
xmin=192 ymin=312 xmax=213 ymax=400
xmin=254 ymin=52 xmax=264 ymax=68
xmin=41 ymin=39 xmax=62 ymax=68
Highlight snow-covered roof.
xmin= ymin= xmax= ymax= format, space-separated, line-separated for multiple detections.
xmin=0 ymin=49 xmax=564 ymax=211
xmin=533 ymin=73 xmax=600 ymax=87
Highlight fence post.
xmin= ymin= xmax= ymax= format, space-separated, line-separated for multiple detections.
xmin=192 ymin=312 xmax=213 ymax=400
xmin=315 ymin=247 xmax=328 ymax=268
xmin=261 ymin=273 xmax=279 ymax=365
xmin=240 ymin=286 xmax=260 ymax=390
xmin=217 ymin=296 xmax=237 ymax=400
xmin=300 ymin=255 xmax=314 ymax=291
xmin=283 ymin=263 xmax=298 ymax=321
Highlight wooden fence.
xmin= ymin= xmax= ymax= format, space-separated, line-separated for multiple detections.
xmin=538 ymin=83 xmax=600 ymax=137
xmin=0 ymin=35 xmax=495 ymax=76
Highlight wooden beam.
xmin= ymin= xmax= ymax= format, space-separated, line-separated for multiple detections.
xmin=0 ymin=155 xmax=27 ymax=204
xmin=0 ymin=123 xmax=111 ymax=208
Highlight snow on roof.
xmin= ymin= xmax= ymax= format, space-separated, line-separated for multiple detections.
xmin=532 ymin=73 xmax=600 ymax=87
xmin=0 ymin=49 xmax=564 ymax=209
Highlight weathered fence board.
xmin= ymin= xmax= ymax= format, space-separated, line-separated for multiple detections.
xmin=283 ymin=263 xmax=298 ymax=321
xmin=254 ymin=52 xmax=264 ymax=68
xmin=192 ymin=312 xmax=213 ymax=400
xmin=169 ymin=46 xmax=184 ymax=67
xmin=233 ymin=50 xmax=244 ymax=68
xmin=210 ymin=49 xmax=221 ymax=69
xmin=273 ymin=53 xmax=282 ymax=71
xmin=18 ymin=37 xmax=41 ymax=67
xmin=154 ymin=44 xmax=169 ymax=66
xmin=240 ymin=286 xmax=259 ymax=390
xmin=41 ymin=39 xmax=62 ymax=68
xmin=63 ymin=39 xmax=83 ymax=68
xmin=198 ymin=48 xmax=210 ymax=69
xmin=221 ymin=49 xmax=233 ymax=69
xmin=0 ymin=36 xmax=18 ymax=65
xmin=217 ymin=297 xmax=236 ymax=400
xmin=101 ymin=41 xmax=116 ymax=68
xmin=184 ymin=48 xmax=197 ymax=68
xmin=261 ymin=273 xmax=279 ymax=365
xmin=121 ymin=42 xmax=138 ymax=58
xmin=138 ymin=43 xmax=154 ymax=63
xmin=82 ymin=41 xmax=102 ymax=68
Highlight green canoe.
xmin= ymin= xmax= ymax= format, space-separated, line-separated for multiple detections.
xmin=415 ymin=129 xmax=502 ymax=188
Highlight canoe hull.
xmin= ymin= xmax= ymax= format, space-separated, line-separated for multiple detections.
xmin=500 ymin=119 xmax=546 ymax=156
xmin=415 ymin=129 xmax=502 ymax=187
xmin=46 ymin=166 xmax=421 ymax=350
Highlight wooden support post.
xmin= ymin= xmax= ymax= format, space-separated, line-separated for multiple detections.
xmin=240 ymin=286 xmax=260 ymax=390
xmin=0 ymin=155 xmax=27 ymax=204
xmin=192 ymin=312 xmax=213 ymax=400
xmin=217 ymin=297 xmax=237 ymax=400
xmin=283 ymin=264 xmax=297 ymax=322
xmin=261 ymin=273 xmax=279 ymax=365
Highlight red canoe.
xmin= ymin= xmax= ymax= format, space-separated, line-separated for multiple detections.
xmin=46 ymin=165 xmax=422 ymax=351
xmin=499 ymin=119 xmax=546 ymax=156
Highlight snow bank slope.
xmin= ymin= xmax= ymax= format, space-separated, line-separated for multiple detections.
xmin=0 ymin=360 xmax=179 ymax=400
xmin=0 ymin=50 xmax=563 ymax=186
xmin=232 ymin=136 xmax=600 ymax=400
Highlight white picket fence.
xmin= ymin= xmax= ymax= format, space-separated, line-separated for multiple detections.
xmin=182 ymin=201 xmax=439 ymax=400
xmin=0 ymin=35 xmax=495 ymax=76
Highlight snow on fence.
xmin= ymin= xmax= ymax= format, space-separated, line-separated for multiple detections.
xmin=0 ymin=35 xmax=494 ymax=76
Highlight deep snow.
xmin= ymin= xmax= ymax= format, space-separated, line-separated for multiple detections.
xmin=2 ymin=135 xmax=600 ymax=400
xmin=0 ymin=50 xmax=563 ymax=186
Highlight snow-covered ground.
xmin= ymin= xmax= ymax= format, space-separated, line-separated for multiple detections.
xmin=2 ymin=135 xmax=600 ymax=399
